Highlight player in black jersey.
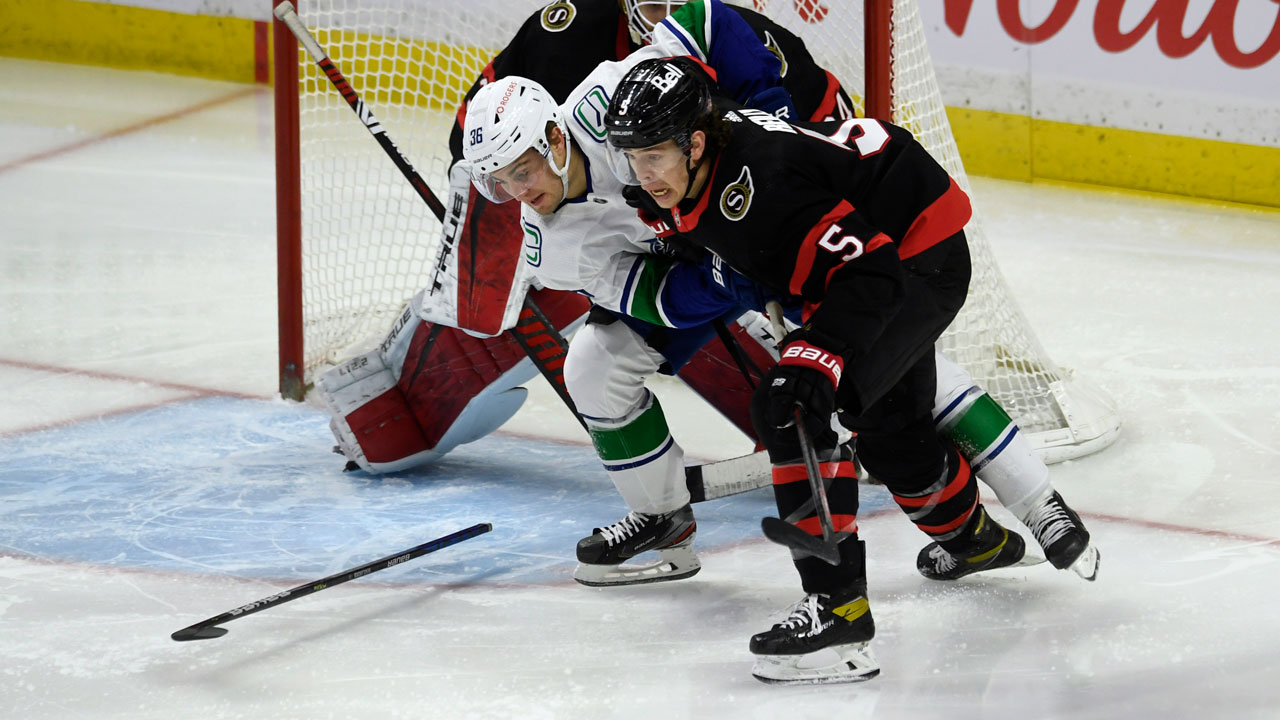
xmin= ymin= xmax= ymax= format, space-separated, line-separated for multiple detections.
xmin=604 ymin=56 xmax=1032 ymax=685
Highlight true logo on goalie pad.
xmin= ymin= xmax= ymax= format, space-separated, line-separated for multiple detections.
xmin=541 ymin=1 xmax=577 ymax=32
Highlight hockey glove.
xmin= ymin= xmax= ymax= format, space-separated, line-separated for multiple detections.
xmin=746 ymin=86 xmax=797 ymax=121
xmin=765 ymin=336 xmax=843 ymax=430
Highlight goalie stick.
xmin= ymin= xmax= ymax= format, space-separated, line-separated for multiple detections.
xmin=273 ymin=2 xmax=771 ymax=503
xmin=171 ymin=522 xmax=492 ymax=641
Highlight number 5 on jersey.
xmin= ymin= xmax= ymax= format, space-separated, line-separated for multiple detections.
xmin=817 ymin=223 xmax=865 ymax=261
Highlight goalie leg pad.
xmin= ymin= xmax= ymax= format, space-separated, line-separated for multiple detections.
xmin=317 ymin=344 xmax=438 ymax=473
xmin=319 ymin=289 xmax=589 ymax=474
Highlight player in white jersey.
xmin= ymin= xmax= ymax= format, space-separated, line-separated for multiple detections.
xmin=464 ymin=43 xmax=772 ymax=586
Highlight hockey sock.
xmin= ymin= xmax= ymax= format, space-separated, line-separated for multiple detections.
xmin=586 ymin=392 xmax=688 ymax=512
xmin=935 ymin=387 xmax=1050 ymax=518
xmin=770 ymin=456 xmax=863 ymax=595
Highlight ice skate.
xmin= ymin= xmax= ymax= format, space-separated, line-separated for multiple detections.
xmin=574 ymin=504 xmax=700 ymax=587
xmin=1022 ymin=490 xmax=1100 ymax=581
xmin=917 ymin=505 xmax=1036 ymax=580
xmin=749 ymin=589 xmax=879 ymax=685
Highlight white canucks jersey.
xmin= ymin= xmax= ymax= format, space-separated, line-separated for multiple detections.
xmin=517 ymin=44 xmax=669 ymax=316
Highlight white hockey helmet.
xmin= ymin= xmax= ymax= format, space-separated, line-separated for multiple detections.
xmin=618 ymin=0 xmax=685 ymax=45
xmin=463 ymin=76 xmax=571 ymax=204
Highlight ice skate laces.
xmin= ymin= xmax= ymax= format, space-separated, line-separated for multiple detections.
xmin=927 ymin=545 xmax=957 ymax=572
xmin=598 ymin=512 xmax=648 ymax=546
xmin=1025 ymin=497 xmax=1073 ymax=548
xmin=777 ymin=594 xmax=827 ymax=636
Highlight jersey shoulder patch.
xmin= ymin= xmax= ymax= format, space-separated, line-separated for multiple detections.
xmin=539 ymin=0 xmax=577 ymax=32
xmin=571 ymin=84 xmax=611 ymax=144
xmin=720 ymin=165 xmax=754 ymax=222
xmin=522 ymin=217 xmax=543 ymax=267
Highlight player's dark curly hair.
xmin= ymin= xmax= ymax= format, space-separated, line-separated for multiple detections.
xmin=691 ymin=110 xmax=733 ymax=159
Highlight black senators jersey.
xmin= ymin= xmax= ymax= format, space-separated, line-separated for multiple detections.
xmin=448 ymin=0 xmax=853 ymax=164
xmin=638 ymin=109 xmax=973 ymax=361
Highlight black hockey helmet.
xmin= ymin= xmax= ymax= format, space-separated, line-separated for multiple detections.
xmin=605 ymin=57 xmax=714 ymax=153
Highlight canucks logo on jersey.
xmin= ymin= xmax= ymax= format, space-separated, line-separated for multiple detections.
xmin=523 ymin=219 xmax=543 ymax=266
xmin=720 ymin=166 xmax=754 ymax=221
xmin=540 ymin=0 xmax=577 ymax=32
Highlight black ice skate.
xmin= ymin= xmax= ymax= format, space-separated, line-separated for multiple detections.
xmin=573 ymin=505 xmax=699 ymax=587
xmin=917 ymin=505 xmax=1034 ymax=581
xmin=1022 ymin=490 xmax=1100 ymax=581
xmin=749 ymin=588 xmax=879 ymax=685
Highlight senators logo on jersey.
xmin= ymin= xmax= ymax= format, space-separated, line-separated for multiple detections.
xmin=762 ymin=30 xmax=788 ymax=77
xmin=540 ymin=0 xmax=577 ymax=32
xmin=720 ymin=166 xmax=754 ymax=221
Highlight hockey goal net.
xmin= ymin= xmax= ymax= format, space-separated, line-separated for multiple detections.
xmin=274 ymin=0 xmax=1120 ymax=462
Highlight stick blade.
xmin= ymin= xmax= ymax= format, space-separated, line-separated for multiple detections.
xmin=760 ymin=516 xmax=841 ymax=565
xmin=171 ymin=625 xmax=229 ymax=642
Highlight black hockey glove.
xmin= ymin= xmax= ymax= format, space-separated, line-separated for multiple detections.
xmin=765 ymin=336 xmax=844 ymax=430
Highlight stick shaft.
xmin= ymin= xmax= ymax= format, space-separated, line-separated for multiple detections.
xmin=172 ymin=523 xmax=491 ymax=638
xmin=273 ymin=1 xmax=445 ymax=220
xmin=764 ymin=301 xmax=837 ymax=544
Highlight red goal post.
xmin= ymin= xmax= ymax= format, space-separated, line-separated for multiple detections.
xmin=273 ymin=0 xmax=1120 ymax=463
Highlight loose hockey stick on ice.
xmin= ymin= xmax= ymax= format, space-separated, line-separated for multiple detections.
xmin=170 ymin=522 xmax=492 ymax=642
xmin=274 ymin=2 xmax=769 ymax=502
xmin=758 ymin=301 xmax=841 ymax=565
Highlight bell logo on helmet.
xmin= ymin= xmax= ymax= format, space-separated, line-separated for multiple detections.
xmin=650 ymin=64 xmax=686 ymax=93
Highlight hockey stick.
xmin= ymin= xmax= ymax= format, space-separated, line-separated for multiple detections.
xmin=171 ymin=522 xmax=492 ymax=642
xmin=758 ymin=301 xmax=840 ymax=565
xmin=274 ymin=3 xmax=768 ymax=502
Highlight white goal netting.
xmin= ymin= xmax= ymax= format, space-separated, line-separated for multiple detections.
xmin=285 ymin=0 xmax=1120 ymax=461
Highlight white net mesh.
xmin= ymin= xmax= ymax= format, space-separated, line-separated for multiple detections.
xmin=288 ymin=0 xmax=1119 ymax=459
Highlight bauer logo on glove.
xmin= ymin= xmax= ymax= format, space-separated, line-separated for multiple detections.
xmin=781 ymin=343 xmax=843 ymax=384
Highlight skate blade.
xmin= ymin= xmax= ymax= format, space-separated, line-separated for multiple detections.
xmin=751 ymin=643 xmax=880 ymax=686
xmin=574 ymin=545 xmax=701 ymax=587
xmin=1069 ymin=544 xmax=1100 ymax=581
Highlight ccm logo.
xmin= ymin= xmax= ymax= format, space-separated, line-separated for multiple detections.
xmin=782 ymin=345 xmax=842 ymax=383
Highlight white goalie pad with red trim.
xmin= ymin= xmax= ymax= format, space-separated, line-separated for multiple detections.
xmin=317 ymin=288 xmax=591 ymax=473
xmin=416 ymin=160 xmax=533 ymax=337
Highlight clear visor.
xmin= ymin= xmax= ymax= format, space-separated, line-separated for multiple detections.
xmin=607 ymin=142 xmax=688 ymax=187
xmin=471 ymin=146 xmax=553 ymax=204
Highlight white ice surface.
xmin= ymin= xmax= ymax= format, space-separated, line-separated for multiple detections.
xmin=2 ymin=58 xmax=1279 ymax=719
